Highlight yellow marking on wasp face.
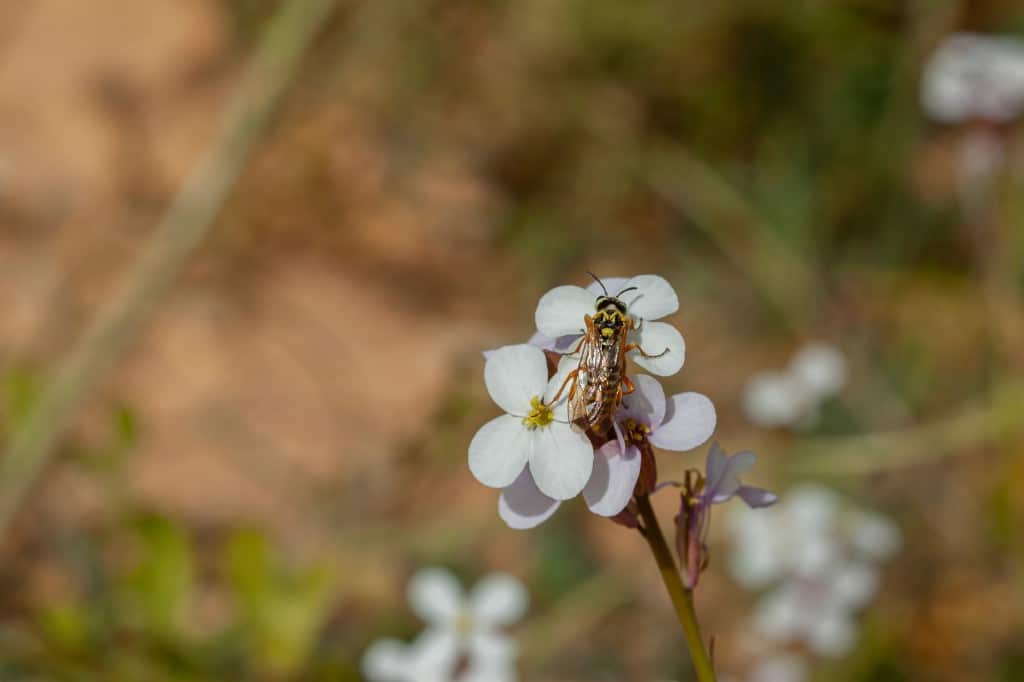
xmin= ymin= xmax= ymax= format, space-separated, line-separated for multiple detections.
xmin=601 ymin=327 xmax=614 ymax=338
xmin=522 ymin=395 xmax=555 ymax=430
xmin=594 ymin=309 xmax=623 ymax=324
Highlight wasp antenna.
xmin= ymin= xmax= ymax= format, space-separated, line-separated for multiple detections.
xmin=615 ymin=286 xmax=638 ymax=296
xmin=586 ymin=271 xmax=609 ymax=296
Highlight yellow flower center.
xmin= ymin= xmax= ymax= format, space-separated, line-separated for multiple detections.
xmin=522 ymin=396 xmax=554 ymax=430
xmin=454 ymin=609 xmax=474 ymax=637
xmin=624 ymin=418 xmax=652 ymax=444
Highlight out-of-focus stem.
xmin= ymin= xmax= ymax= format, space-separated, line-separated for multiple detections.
xmin=0 ymin=0 xmax=337 ymax=543
xmin=635 ymin=493 xmax=716 ymax=682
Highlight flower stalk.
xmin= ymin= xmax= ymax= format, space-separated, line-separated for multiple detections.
xmin=635 ymin=492 xmax=717 ymax=682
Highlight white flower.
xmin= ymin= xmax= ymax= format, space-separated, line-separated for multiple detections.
xmin=847 ymin=510 xmax=902 ymax=561
xmin=728 ymin=485 xmax=844 ymax=588
xmin=469 ymin=345 xmax=594 ymax=500
xmin=752 ymin=562 xmax=879 ymax=658
xmin=362 ymin=635 xmax=451 ymax=682
xmin=789 ymin=344 xmax=846 ymax=399
xmin=743 ymin=343 xmax=846 ymax=429
xmin=534 ymin=274 xmax=686 ymax=376
xmin=742 ymin=371 xmax=811 ymax=429
xmin=729 ymin=485 xmax=902 ymax=660
xmin=362 ymin=568 xmax=526 ymax=682
xmin=498 ymin=371 xmax=717 ymax=529
xmin=922 ymin=33 xmax=1024 ymax=123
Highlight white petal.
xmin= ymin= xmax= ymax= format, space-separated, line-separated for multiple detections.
xmin=467 ymin=631 xmax=517 ymax=661
xmin=619 ymin=373 xmax=665 ymax=427
xmin=544 ymin=355 xmax=581 ymax=421
xmin=809 ymin=610 xmax=857 ymax=658
xmin=362 ymin=639 xmax=416 ymax=681
xmin=498 ymin=469 xmax=561 ymax=529
xmin=790 ymin=343 xmax=847 ymax=399
xmin=785 ymin=484 xmax=841 ymax=532
xmin=583 ymin=442 xmax=642 ymax=516
xmin=628 ymin=321 xmax=685 ymax=376
xmin=736 ymin=485 xmax=778 ymax=508
xmin=849 ymin=512 xmax=902 ymax=560
xmin=830 ymin=562 xmax=878 ymax=609
xmin=461 ymin=636 xmax=517 ymax=682
xmin=712 ymin=449 xmax=756 ymax=501
xmin=535 ymin=285 xmax=594 ymax=338
xmin=528 ymin=330 xmax=582 ymax=354
xmin=526 ymin=331 xmax=557 ymax=351
xmin=468 ymin=415 xmax=531 ymax=489
xmin=469 ymin=574 xmax=528 ymax=627
xmin=529 ymin=422 xmax=594 ymax=500
xmin=586 ymin=276 xmax=629 ymax=297
xmin=408 ymin=568 xmax=463 ymax=626
xmin=727 ymin=508 xmax=787 ymax=588
xmin=409 ymin=629 xmax=461 ymax=679
xmin=484 ymin=345 xmax=550 ymax=416
xmin=617 ymin=274 xmax=678 ymax=321
xmin=649 ymin=392 xmax=716 ymax=451
xmin=792 ymin=533 xmax=841 ymax=580
xmin=704 ymin=442 xmax=728 ymax=491
xmin=753 ymin=584 xmax=806 ymax=643
xmin=742 ymin=371 xmax=809 ymax=427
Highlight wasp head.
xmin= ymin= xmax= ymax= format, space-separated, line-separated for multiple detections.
xmin=595 ymin=296 xmax=627 ymax=315
xmin=594 ymin=296 xmax=628 ymax=339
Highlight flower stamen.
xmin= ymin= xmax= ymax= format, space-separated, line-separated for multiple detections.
xmin=624 ymin=418 xmax=652 ymax=444
xmin=522 ymin=396 xmax=554 ymax=430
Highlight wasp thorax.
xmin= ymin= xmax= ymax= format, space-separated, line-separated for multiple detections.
xmin=521 ymin=396 xmax=555 ymax=430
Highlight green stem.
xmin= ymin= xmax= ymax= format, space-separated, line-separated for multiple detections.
xmin=635 ymin=493 xmax=716 ymax=682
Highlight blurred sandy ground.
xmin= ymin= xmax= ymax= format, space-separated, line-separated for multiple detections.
xmin=0 ymin=0 xmax=501 ymax=537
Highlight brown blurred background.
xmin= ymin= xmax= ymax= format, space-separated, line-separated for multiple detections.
xmin=0 ymin=0 xmax=1023 ymax=680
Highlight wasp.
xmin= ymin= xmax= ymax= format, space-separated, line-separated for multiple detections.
xmin=551 ymin=273 xmax=668 ymax=435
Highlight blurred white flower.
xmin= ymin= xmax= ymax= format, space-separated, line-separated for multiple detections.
xmin=742 ymin=343 xmax=846 ymax=429
xmin=534 ymin=274 xmax=686 ymax=376
xmin=469 ymin=344 xmax=594 ymax=500
xmin=362 ymin=568 xmax=527 ymax=682
xmin=922 ymin=33 xmax=1024 ymax=124
xmin=753 ymin=562 xmax=878 ymax=658
xmin=789 ymin=345 xmax=846 ymax=398
xmin=362 ymin=635 xmax=451 ymax=682
xmin=728 ymin=485 xmax=843 ymax=588
xmin=742 ymin=372 xmax=811 ymax=429
xmin=728 ymin=484 xmax=901 ymax=660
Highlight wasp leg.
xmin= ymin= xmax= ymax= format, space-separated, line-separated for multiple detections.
xmin=549 ymin=367 xmax=580 ymax=404
xmin=621 ymin=375 xmax=636 ymax=396
xmin=625 ymin=342 xmax=669 ymax=359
